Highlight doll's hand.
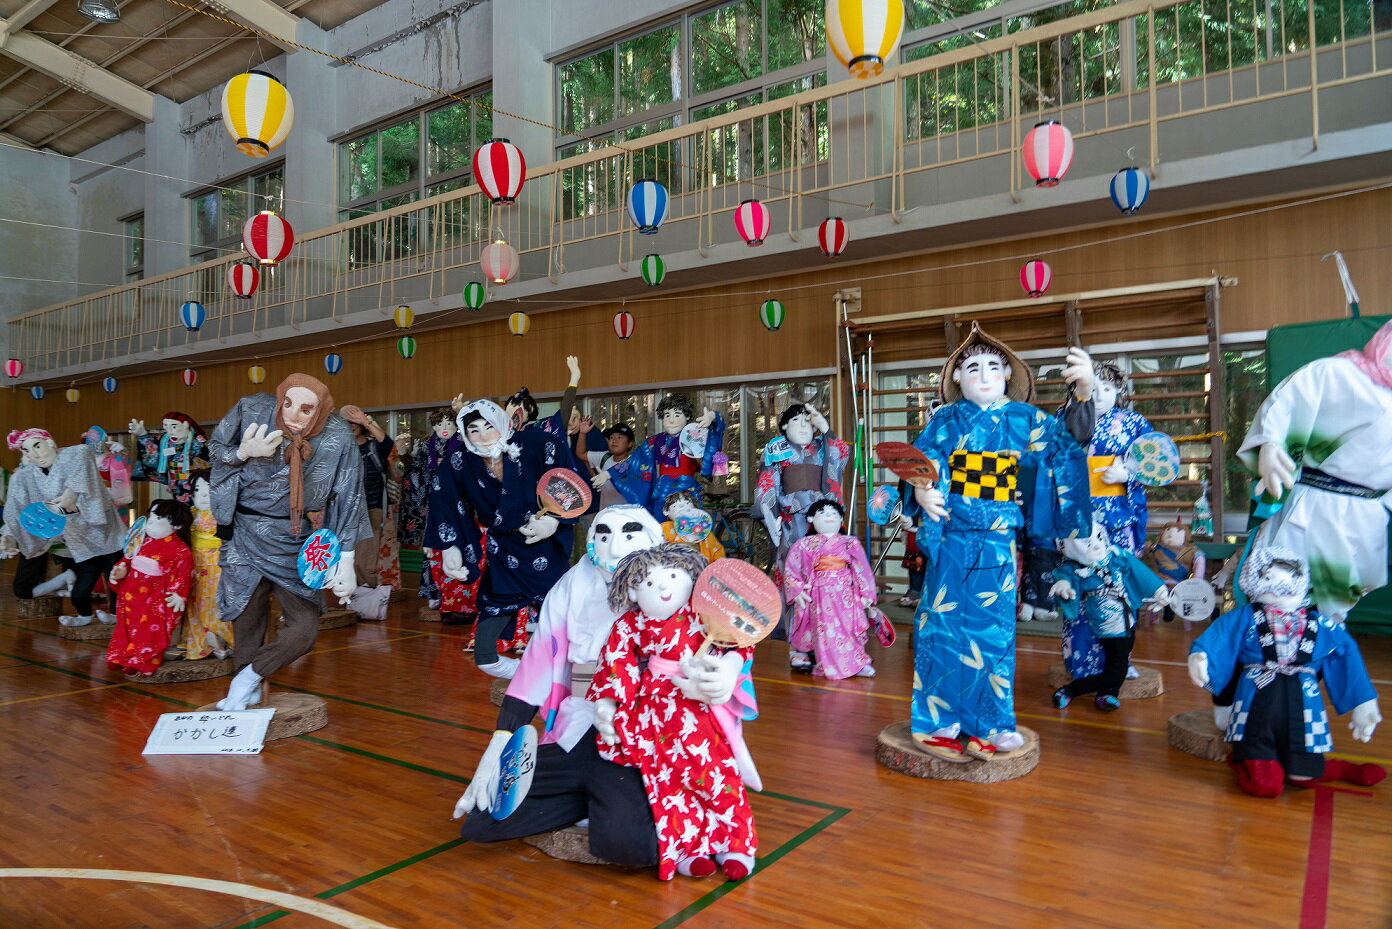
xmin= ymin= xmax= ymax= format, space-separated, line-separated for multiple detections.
xmin=339 ymin=405 xmax=366 ymax=425
xmin=1350 ymin=700 xmax=1382 ymax=742
xmin=165 ymin=592 xmax=186 ymax=611
xmin=328 ymin=551 xmax=357 ymax=603
xmin=594 ymin=698 xmax=619 ymax=745
xmin=1257 ymin=442 xmax=1297 ymax=499
xmin=521 ymin=514 xmax=559 ymax=544
xmin=0 ymin=535 xmax=18 ymax=558
xmin=109 ymin=562 xmax=128 ymax=583
xmin=898 ymin=514 xmax=915 ymax=532
xmin=860 ymin=594 xmax=876 ymax=608
xmin=423 ymin=547 xmax=435 ymax=558
xmin=441 ymin=546 xmax=471 ymax=581
xmin=698 ymin=408 xmax=716 ymax=429
xmin=451 ymin=393 xmax=465 ymax=412
xmin=566 ymin=355 xmax=582 ymax=387
xmin=236 ymin=423 xmax=284 ymax=461
xmin=1062 ymin=347 xmax=1095 ymax=401
xmin=455 ymin=730 xmax=512 ymax=818
xmin=1151 ymin=585 xmax=1170 ymax=608
xmin=49 ymin=489 xmax=78 ymax=513
xmin=913 ymin=485 xmax=947 ymax=522
xmin=806 ymin=405 xmax=830 ymax=434
xmin=793 ymin=588 xmax=812 ymax=609
xmin=591 ymin=470 xmax=611 ymax=489
xmin=676 ymin=653 xmax=741 ymax=706
xmin=1187 ymin=652 xmax=1210 ymax=689
xmin=1101 ymin=463 xmax=1130 ymax=485
xmin=128 ymin=418 xmax=146 ymax=436
xmin=1048 ymin=579 xmax=1076 ymax=601
xmin=764 ymin=515 xmax=782 ymax=547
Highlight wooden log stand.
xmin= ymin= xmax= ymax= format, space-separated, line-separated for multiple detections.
xmin=125 ymin=656 xmax=233 ymax=684
xmin=489 ymin=677 xmax=508 ymax=706
xmin=1167 ymin=708 xmax=1229 ymax=762
xmin=19 ymin=596 xmax=62 ymax=618
xmin=57 ymin=620 xmax=114 ymax=641
xmin=197 ymin=690 xmax=328 ymax=741
xmin=876 ymin=721 xmax=1039 ymax=783
xmin=316 ymin=609 xmax=358 ymax=631
xmin=522 ymin=826 xmax=613 ymax=866
xmin=1046 ymin=662 xmax=1165 ymax=699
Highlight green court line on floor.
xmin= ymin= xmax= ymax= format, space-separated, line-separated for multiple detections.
xmin=297 ymin=734 xmax=471 ymax=784
xmin=0 ymin=616 xmax=104 ymax=645
xmin=274 ymin=683 xmax=493 ymax=735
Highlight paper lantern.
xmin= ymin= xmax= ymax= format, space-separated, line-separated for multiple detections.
xmin=759 ymin=299 xmax=786 ymax=331
xmin=397 ymin=336 xmax=417 ymax=360
xmin=29 ymin=385 xmax=44 ymax=400
xmin=1020 ymin=259 xmax=1053 ymax=297
xmin=508 ymin=312 xmax=530 ymax=337
xmin=613 ymin=311 xmax=635 ymax=340
xmin=324 ymin=352 xmax=343 ymax=375
xmin=181 ymin=368 xmax=198 ymax=387
xmin=65 ymin=387 xmax=80 ymax=403
xmin=102 ymin=376 xmax=118 ymax=393
xmin=818 ymin=217 xmax=849 ymax=256
xmin=1022 ymin=120 xmax=1074 ymax=188
xmin=4 ymin=359 xmax=22 ymax=378
xmin=472 ymin=138 xmax=526 ymax=204
xmin=180 ymin=300 xmax=206 ymax=332
xmin=243 ymin=210 xmax=294 ymax=265
xmin=462 ymin=281 xmax=488 ymax=311
xmin=394 ymin=305 xmax=414 ymax=329
xmin=221 ymin=70 xmax=294 ymax=158
xmin=228 ymin=260 xmax=259 ymax=298
xmin=627 ymin=179 xmax=669 ymax=234
xmin=827 ymin=0 xmax=905 ymax=79
xmin=248 ymin=364 xmax=266 ymax=384
xmin=733 ymin=199 xmax=771 ymax=246
xmin=480 ymin=241 xmax=520 ymax=285
xmin=1110 ymin=167 xmax=1151 ymax=214
xmin=640 ymin=254 xmax=665 ymax=287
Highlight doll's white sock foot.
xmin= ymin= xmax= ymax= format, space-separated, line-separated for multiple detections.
xmin=1125 ymin=664 xmax=1139 ymax=679
xmin=931 ymin=723 xmax=960 ymax=739
xmin=677 ymin=856 xmax=717 ymax=878
xmin=218 ymin=665 xmax=264 ymax=711
xmin=33 ymin=570 xmax=76 ymax=597
xmin=789 ymin=650 xmax=811 ymax=669
xmin=854 ymin=664 xmax=876 ymax=677
xmin=1017 ymin=603 xmax=1035 ymax=622
xmin=1213 ymin=705 xmax=1233 ymax=731
xmin=715 ymin=852 xmax=754 ymax=881
xmin=990 ymin=731 xmax=1025 ymax=752
xmin=96 ymin=610 xmax=116 ymax=625
xmin=58 ymin=614 xmax=93 ymax=627
xmin=478 ymin=656 xmax=519 ymax=679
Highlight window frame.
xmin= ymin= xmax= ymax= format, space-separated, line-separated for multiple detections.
xmin=186 ymin=162 xmax=285 ymax=264
xmin=121 ymin=212 xmax=144 ymax=283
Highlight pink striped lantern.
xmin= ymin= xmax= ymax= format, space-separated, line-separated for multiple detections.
xmin=473 ymin=138 xmax=526 ymax=204
xmin=228 ymin=260 xmax=259 ymax=298
xmin=242 ymin=210 xmax=294 ymax=265
xmin=1022 ymin=121 xmax=1074 ymax=188
xmin=4 ymin=358 xmax=23 ymax=379
xmin=817 ymin=217 xmax=849 ymax=257
xmin=181 ymin=367 xmax=198 ymax=387
xmin=480 ymin=241 xmax=520 ymax=284
xmin=1019 ymin=259 xmax=1053 ymax=297
xmin=733 ymin=199 xmax=771 ymax=246
xmin=613 ymin=310 xmax=635 ymax=341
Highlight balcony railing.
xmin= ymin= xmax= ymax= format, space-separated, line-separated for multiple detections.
xmin=10 ymin=0 xmax=1391 ymax=380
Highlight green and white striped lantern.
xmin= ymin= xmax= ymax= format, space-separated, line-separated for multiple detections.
xmin=640 ymin=253 xmax=665 ymax=287
xmin=397 ymin=336 xmax=417 ymax=360
xmin=759 ymin=298 xmax=786 ymax=332
xmin=462 ymin=281 xmax=488 ymax=311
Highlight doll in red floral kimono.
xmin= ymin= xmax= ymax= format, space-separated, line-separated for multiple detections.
xmin=105 ymin=499 xmax=193 ymax=675
xmin=589 ymin=543 xmax=760 ymax=882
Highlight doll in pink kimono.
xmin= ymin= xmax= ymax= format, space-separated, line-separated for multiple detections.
xmin=783 ymin=499 xmax=878 ymax=679
xmin=105 ymin=499 xmax=194 ymax=675
xmin=589 ymin=543 xmax=760 ymax=882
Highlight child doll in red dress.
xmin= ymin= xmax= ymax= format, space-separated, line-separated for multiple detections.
xmin=106 ymin=499 xmax=193 ymax=675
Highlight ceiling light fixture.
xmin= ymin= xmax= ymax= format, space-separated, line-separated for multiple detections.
xmin=76 ymin=0 xmax=120 ymax=24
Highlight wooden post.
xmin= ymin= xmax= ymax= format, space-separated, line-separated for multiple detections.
xmin=1205 ymin=283 xmax=1226 ymax=541
xmin=1064 ymin=300 xmax=1082 ymax=348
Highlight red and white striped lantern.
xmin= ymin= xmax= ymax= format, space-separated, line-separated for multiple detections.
xmin=242 ymin=210 xmax=294 ymax=264
xmin=181 ymin=367 xmax=198 ymax=387
xmin=817 ymin=217 xmax=849 ymax=256
xmin=613 ymin=310 xmax=635 ymax=340
xmin=480 ymin=241 xmax=520 ymax=284
xmin=733 ymin=199 xmax=771 ymax=246
xmin=1019 ymin=259 xmax=1053 ymax=297
xmin=473 ymin=138 xmax=526 ymax=204
xmin=228 ymin=260 xmax=259 ymax=298
xmin=1022 ymin=121 xmax=1074 ymax=188
xmin=4 ymin=359 xmax=23 ymax=378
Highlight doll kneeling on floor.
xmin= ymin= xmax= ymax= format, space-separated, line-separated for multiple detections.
xmin=1049 ymin=520 xmax=1167 ymax=712
xmin=106 ymin=500 xmax=194 ymax=675
xmin=1188 ymin=546 xmax=1384 ymax=797
xmin=588 ymin=543 xmax=760 ymax=882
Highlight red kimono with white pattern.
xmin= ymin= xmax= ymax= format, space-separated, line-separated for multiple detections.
xmin=588 ymin=605 xmax=757 ymax=880
xmin=105 ymin=534 xmax=193 ymax=674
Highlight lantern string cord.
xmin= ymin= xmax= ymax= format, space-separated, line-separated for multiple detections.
xmin=0 ymin=216 xmax=248 ymax=256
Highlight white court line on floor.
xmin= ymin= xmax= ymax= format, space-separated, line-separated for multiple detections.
xmin=0 ymin=869 xmax=401 ymax=929
xmin=1018 ymin=644 xmax=1392 ymax=685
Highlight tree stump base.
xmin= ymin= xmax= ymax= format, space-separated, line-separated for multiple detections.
xmin=876 ymin=721 xmax=1039 ymax=783
xmin=57 ymin=620 xmax=114 ymax=641
xmin=125 ymin=656 xmax=233 ymax=684
xmin=317 ymin=610 xmax=358 ymax=631
xmin=522 ymin=826 xmax=613 ymax=866
xmin=1168 ymin=708 xmax=1229 ymax=762
xmin=388 ymin=589 xmax=407 ymax=602
xmin=19 ymin=596 xmax=62 ymax=618
xmin=1046 ymin=662 xmax=1164 ymax=699
xmin=489 ymin=677 xmax=508 ymax=707
xmin=197 ymin=692 xmax=328 ymax=741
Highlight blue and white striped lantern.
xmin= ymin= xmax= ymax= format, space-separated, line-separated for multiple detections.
xmin=626 ymin=179 xmax=669 ymax=235
xmin=102 ymin=376 xmax=118 ymax=393
xmin=180 ymin=300 xmax=206 ymax=332
xmin=324 ymin=352 xmax=343 ymax=375
xmin=29 ymin=385 xmax=44 ymax=400
xmin=1109 ymin=167 xmax=1150 ymax=215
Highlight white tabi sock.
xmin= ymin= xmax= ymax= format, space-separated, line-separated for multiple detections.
xmin=33 ymin=570 xmax=76 ymax=598
xmin=478 ymin=656 xmax=520 ymax=679
xmin=217 ymin=664 xmax=264 ymax=712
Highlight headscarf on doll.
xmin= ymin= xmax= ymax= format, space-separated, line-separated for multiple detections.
xmin=156 ymin=412 xmax=207 ymax=477
xmin=456 ymin=399 xmax=519 ymax=460
xmin=1336 ymin=319 xmax=1392 ymax=391
xmin=273 ymin=374 xmax=335 ymax=533
xmin=7 ymin=428 xmax=53 ymax=456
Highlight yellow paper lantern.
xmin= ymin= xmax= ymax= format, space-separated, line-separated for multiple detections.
xmin=65 ymin=387 xmax=80 ymax=403
xmin=826 ymin=0 xmax=905 ymax=79
xmin=249 ymin=364 xmax=266 ymax=384
xmin=222 ymin=71 xmax=295 ymax=158
xmin=508 ymin=312 xmax=530 ymax=336
xmin=394 ymin=305 xmax=415 ymax=329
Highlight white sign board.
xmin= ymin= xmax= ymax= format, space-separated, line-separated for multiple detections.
xmin=1170 ymin=578 xmax=1217 ymax=622
xmin=142 ymin=709 xmax=276 ymax=755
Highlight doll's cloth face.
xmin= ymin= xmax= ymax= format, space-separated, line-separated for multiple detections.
xmin=281 ymin=387 xmax=320 ymax=434
xmin=1093 ymin=380 xmax=1118 ymax=414
xmin=810 ymin=506 xmax=844 ymax=536
xmin=661 ymin=407 xmax=689 ymax=436
xmin=590 ymin=505 xmax=663 ymax=574
xmin=193 ymin=477 xmax=212 ymax=511
xmin=162 ymin=418 xmax=191 ymax=442
xmin=1160 ymin=526 xmax=1186 ymax=548
xmin=1061 ymin=522 xmax=1109 ymax=567
xmin=145 ymin=513 xmax=175 ymax=540
xmin=504 ymin=401 xmax=531 ymax=431
xmin=952 ymin=353 xmax=1009 ymax=406
xmin=664 ymin=497 xmax=696 ymax=520
xmin=22 ymin=437 xmax=58 ymax=469
xmin=433 ymin=419 xmax=457 ymax=439
xmin=1252 ymin=562 xmax=1310 ymax=611
xmin=631 ymin=565 xmax=695 ymax=621
xmin=466 ymin=420 xmax=501 ymax=453
xmin=783 ymin=412 xmax=815 ymax=447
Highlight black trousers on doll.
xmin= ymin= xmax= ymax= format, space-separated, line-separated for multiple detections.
xmin=1061 ymin=630 xmax=1134 ymax=699
xmin=13 ymin=549 xmax=119 ymax=616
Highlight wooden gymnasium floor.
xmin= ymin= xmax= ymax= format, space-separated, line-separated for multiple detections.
xmin=1 ymin=584 xmax=1390 ymax=929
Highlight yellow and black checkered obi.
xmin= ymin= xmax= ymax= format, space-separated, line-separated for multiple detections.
xmin=948 ymin=451 xmax=1018 ymax=502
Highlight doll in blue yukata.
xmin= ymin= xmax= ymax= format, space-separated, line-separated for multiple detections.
xmin=1048 ymin=520 xmax=1168 ymax=712
xmin=593 ymin=393 xmax=726 ymax=522
xmin=1188 ymin=546 xmax=1384 ymax=797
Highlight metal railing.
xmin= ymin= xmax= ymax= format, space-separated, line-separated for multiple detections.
xmin=10 ymin=0 xmax=1390 ymax=379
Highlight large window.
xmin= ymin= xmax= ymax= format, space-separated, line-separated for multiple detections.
xmin=188 ymin=165 xmax=284 ymax=264
xmin=122 ymin=214 xmax=143 ymax=283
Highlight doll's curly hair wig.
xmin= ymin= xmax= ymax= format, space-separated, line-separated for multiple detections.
xmin=607 ymin=543 xmax=709 ymax=613
xmin=655 ymin=393 xmax=696 ymax=422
